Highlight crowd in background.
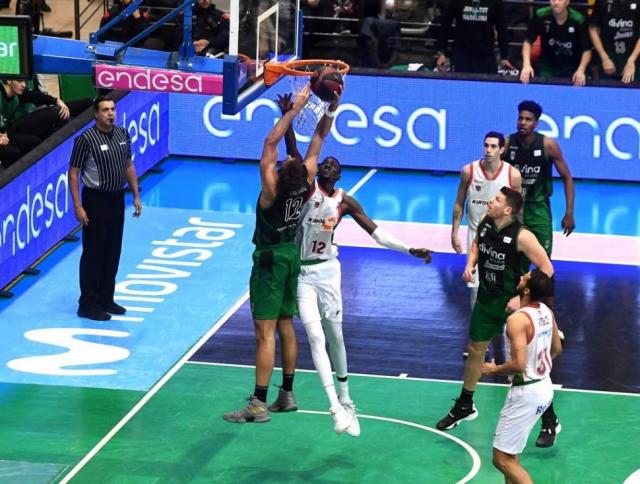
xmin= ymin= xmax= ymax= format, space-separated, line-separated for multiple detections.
xmin=1 ymin=0 xmax=638 ymax=171
xmin=95 ymin=0 xmax=639 ymax=85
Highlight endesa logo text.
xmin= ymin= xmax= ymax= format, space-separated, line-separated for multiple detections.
xmin=95 ymin=64 xmax=224 ymax=95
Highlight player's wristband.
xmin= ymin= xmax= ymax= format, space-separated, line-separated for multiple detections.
xmin=371 ymin=228 xmax=411 ymax=255
xmin=325 ymin=109 xmax=337 ymax=118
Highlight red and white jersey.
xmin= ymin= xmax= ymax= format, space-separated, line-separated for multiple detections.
xmin=466 ymin=160 xmax=514 ymax=234
xmin=298 ymin=180 xmax=344 ymax=262
xmin=508 ymin=302 xmax=555 ymax=384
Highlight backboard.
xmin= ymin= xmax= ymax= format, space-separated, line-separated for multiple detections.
xmin=222 ymin=0 xmax=301 ymax=114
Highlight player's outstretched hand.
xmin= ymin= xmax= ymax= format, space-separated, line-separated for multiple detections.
xmin=409 ymin=248 xmax=432 ymax=263
xmin=276 ymin=93 xmax=294 ymax=114
xmin=293 ymin=84 xmax=311 ymax=113
xmin=561 ymin=213 xmax=575 ymax=236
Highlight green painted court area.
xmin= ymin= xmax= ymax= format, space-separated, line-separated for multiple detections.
xmin=9 ymin=364 xmax=633 ymax=483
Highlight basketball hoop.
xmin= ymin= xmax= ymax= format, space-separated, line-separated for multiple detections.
xmin=264 ymin=59 xmax=350 ymax=86
xmin=265 ymin=59 xmax=350 ymax=136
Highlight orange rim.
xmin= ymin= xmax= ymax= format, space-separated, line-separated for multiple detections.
xmin=264 ymin=59 xmax=350 ymax=86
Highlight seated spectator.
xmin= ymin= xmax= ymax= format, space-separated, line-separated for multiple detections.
xmin=521 ymin=0 xmax=592 ymax=87
xmin=588 ymin=0 xmax=640 ymax=83
xmin=436 ymin=0 xmax=514 ymax=74
xmin=358 ymin=0 xmax=401 ymax=68
xmin=192 ymin=0 xmax=229 ymax=56
xmin=18 ymin=76 xmax=92 ymax=122
xmin=0 ymin=78 xmax=91 ymax=168
xmin=99 ymin=0 xmax=166 ymax=50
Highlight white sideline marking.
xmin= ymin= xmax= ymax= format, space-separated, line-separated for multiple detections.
xmin=59 ymin=292 xmax=250 ymax=483
xmin=333 ymin=219 xmax=640 ymax=266
xmin=348 ymin=169 xmax=377 ymax=196
xmin=188 ymin=361 xmax=640 ymax=398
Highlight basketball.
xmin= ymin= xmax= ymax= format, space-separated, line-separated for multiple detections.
xmin=311 ymin=66 xmax=343 ymax=102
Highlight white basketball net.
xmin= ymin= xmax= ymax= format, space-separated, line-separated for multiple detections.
xmin=288 ymin=74 xmax=329 ymax=137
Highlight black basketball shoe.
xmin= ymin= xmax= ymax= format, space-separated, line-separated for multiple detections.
xmin=436 ymin=399 xmax=478 ymax=430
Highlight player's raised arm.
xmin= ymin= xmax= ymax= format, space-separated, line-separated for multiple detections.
xmin=259 ymin=86 xmax=310 ymax=207
xmin=303 ymin=89 xmax=342 ymax=184
xmin=451 ymin=164 xmax=471 ymax=254
xmin=276 ymin=93 xmax=303 ymax=163
xmin=341 ymin=194 xmax=432 ymax=263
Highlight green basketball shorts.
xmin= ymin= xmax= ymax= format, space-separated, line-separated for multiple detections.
xmin=249 ymin=242 xmax=301 ymax=320
xmin=523 ymin=203 xmax=552 ymax=256
xmin=469 ymin=289 xmax=513 ymax=342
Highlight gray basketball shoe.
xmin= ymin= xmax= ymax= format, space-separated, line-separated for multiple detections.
xmin=223 ymin=396 xmax=270 ymax=423
xmin=268 ymin=387 xmax=298 ymax=412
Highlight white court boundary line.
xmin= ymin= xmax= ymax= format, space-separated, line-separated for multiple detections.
xmin=347 ymin=168 xmax=377 ymax=196
xmin=298 ymin=409 xmax=481 ymax=484
xmin=188 ymin=361 xmax=640 ymax=398
xmin=59 ymin=291 xmax=250 ymax=484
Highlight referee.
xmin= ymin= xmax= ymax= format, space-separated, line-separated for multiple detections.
xmin=68 ymin=96 xmax=142 ymax=321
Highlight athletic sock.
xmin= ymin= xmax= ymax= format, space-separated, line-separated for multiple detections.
xmin=337 ymin=376 xmax=351 ymax=402
xmin=282 ymin=373 xmax=295 ymax=392
xmin=459 ymin=388 xmax=474 ymax=406
xmin=254 ymin=385 xmax=268 ymax=403
xmin=542 ymin=403 xmax=557 ymax=423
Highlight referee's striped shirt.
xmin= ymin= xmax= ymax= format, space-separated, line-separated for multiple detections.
xmin=69 ymin=124 xmax=132 ymax=192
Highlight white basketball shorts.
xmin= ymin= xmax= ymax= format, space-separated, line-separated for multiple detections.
xmin=493 ymin=377 xmax=554 ymax=455
xmin=297 ymin=258 xmax=343 ymax=324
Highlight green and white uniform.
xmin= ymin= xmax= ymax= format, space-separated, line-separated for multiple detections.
xmin=250 ymin=184 xmax=308 ymax=319
xmin=507 ymin=132 xmax=553 ymax=255
xmin=470 ymin=216 xmax=527 ymax=341
xmin=589 ymin=0 xmax=640 ymax=77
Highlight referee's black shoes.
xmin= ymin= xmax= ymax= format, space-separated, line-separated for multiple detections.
xmin=103 ymin=302 xmax=127 ymax=315
xmin=77 ymin=308 xmax=111 ymax=321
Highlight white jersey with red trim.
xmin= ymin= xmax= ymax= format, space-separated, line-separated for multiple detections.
xmin=466 ymin=160 xmax=514 ymax=234
xmin=298 ymin=180 xmax=344 ymax=262
xmin=507 ymin=302 xmax=555 ymax=384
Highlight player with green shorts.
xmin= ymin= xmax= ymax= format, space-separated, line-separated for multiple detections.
xmin=505 ymin=100 xmax=576 ymax=447
xmin=224 ymin=85 xmax=341 ymax=424
xmin=437 ymin=187 xmax=553 ymax=432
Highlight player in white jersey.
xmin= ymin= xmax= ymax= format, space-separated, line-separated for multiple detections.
xmin=276 ymin=93 xmax=431 ymax=436
xmin=481 ymin=269 xmax=562 ymax=483
xmin=451 ymin=131 xmax=522 ymax=308
xmin=296 ymin=156 xmax=432 ymax=436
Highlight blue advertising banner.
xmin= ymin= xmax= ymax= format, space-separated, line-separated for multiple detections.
xmin=169 ymin=75 xmax=640 ymax=182
xmin=0 ymin=92 xmax=169 ymax=289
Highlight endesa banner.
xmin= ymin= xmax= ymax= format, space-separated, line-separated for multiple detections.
xmin=0 ymin=92 xmax=169 ymax=289
xmin=169 ymin=74 xmax=640 ymax=182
